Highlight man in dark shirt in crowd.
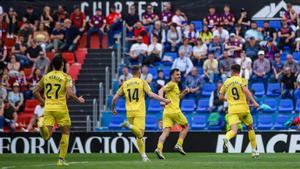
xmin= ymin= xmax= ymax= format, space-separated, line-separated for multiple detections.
xmin=261 ymin=21 xmax=277 ymax=46
xmin=47 ymin=21 xmax=65 ymax=52
xmin=107 ymin=6 xmax=122 ymax=48
xmin=70 ymin=6 xmax=86 ymax=33
xmin=86 ymin=8 xmax=106 ymax=48
xmin=278 ymin=19 xmax=295 ymax=52
xmin=60 ymin=19 xmax=81 ymax=52
xmin=18 ymin=21 xmax=34 ymax=43
xmin=2 ymin=99 xmax=18 ymax=132
xmin=22 ymin=6 xmax=39 ymax=26
xmin=160 ymin=2 xmax=173 ymax=29
xmin=281 ymin=67 xmax=296 ymax=100
xmin=125 ymin=5 xmax=139 ymax=37
xmin=142 ymin=4 xmax=159 ymax=34
xmin=26 ymin=40 xmax=42 ymax=65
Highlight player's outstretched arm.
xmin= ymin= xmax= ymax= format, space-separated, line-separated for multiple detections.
xmin=148 ymin=91 xmax=170 ymax=105
xmin=33 ymin=85 xmax=45 ymax=106
xmin=111 ymin=93 xmax=121 ymax=115
xmin=67 ymin=87 xmax=85 ymax=104
xmin=243 ymin=86 xmax=259 ymax=108
xmin=180 ymin=88 xmax=190 ymax=98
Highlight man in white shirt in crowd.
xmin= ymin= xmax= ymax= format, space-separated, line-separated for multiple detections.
xmin=143 ymin=35 xmax=162 ymax=65
xmin=141 ymin=65 xmax=153 ymax=84
xmin=22 ymin=104 xmax=44 ymax=132
xmin=213 ymin=24 xmax=229 ymax=43
xmin=171 ymin=50 xmax=194 ymax=77
xmin=129 ymin=36 xmax=148 ymax=64
xmin=118 ymin=66 xmax=132 ymax=86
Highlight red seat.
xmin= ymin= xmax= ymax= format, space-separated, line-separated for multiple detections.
xmin=24 ymin=99 xmax=39 ymax=114
xmin=75 ymin=49 xmax=87 ymax=64
xmin=4 ymin=38 xmax=16 ymax=50
xmin=69 ymin=64 xmax=81 ymax=81
xmin=62 ymin=52 xmax=75 ymax=65
xmin=47 ymin=51 xmax=55 ymax=61
xmin=23 ymin=68 xmax=32 ymax=78
xmin=17 ymin=113 xmax=33 ymax=126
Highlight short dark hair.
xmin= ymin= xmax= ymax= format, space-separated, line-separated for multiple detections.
xmin=51 ymin=55 xmax=64 ymax=71
xmin=170 ymin=68 xmax=180 ymax=77
xmin=231 ymin=64 xmax=241 ymax=73
xmin=131 ymin=65 xmax=140 ymax=74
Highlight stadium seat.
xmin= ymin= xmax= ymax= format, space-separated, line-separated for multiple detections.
xmin=191 ymin=115 xmax=207 ymax=130
xmin=181 ymin=99 xmax=196 ymax=114
xmin=266 ymin=83 xmax=280 ymax=97
xmin=109 ymin=115 xmax=124 ymax=129
xmin=192 ymin=20 xmax=203 ymax=31
xmin=146 ymin=115 xmax=157 ymax=130
xmin=62 ymin=52 xmax=75 ymax=65
xmin=23 ymin=68 xmax=32 ymax=78
xmin=251 ymin=83 xmax=265 ymax=97
xmin=273 ymin=115 xmax=290 ymax=130
xmin=294 ymin=89 xmax=300 ymax=101
xmin=75 ymin=48 xmax=87 ymax=64
xmin=115 ymin=98 xmax=126 ymax=113
xmin=163 ymin=52 xmax=178 ymax=61
xmin=69 ymin=64 xmax=82 ymax=81
xmin=201 ymin=83 xmax=216 ymax=97
xmin=162 ymin=67 xmax=171 ymax=80
xmin=148 ymin=67 xmax=158 ymax=79
xmin=280 ymin=53 xmax=287 ymax=62
xmin=147 ymin=99 xmax=163 ymax=113
xmin=24 ymin=99 xmax=39 ymax=114
xmin=269 ymin=20 xmax=281 ymax=31
xmin=292 ymin=51 xmax=300 ymax=62
xmin=256 ymin=20 xmax=264 ymax=28
xmin=278 ymin=99 xmax=293 ymax=114
xmin=196 ymin=99 xmax=210 ymax=114
xmin=295 ymin=100 xmax=300 ymax=112
xmin=262 ymin=98 xmax=277 ymax=113
xmin=257 ymin=115 xmax=273 ymax=130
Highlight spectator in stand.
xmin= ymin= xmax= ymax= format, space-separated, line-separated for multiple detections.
xmin=60 ymin=19 xmax=81 ymax=52
xmin=53 ymin=5 xmax=68 ymax=23
xmin=7 ymin=55 xmax=20 ymax=77
xmin=33 ymin=23 xmax=50 ymax=51
xmin=106 ymin=6 xmax=122 ymax=48
xmin=297 ymin=74 xmax=300 ymax=89
xmin=129 ymin=36 xmax=148 ymax=64
xmin=244 ymin=36 xmax=260 ymax=60
xmin=118 ymin=66 xmax=132 ymax=86
xmin=70 ymin=6 xmax=86 ymax=33
xmin=209 ymin=82 xmax=224 ymax=113
xmin=2 ymin=69 xmax=11 ymax=91
xmin=0 ymin=80 xmax=7 ymax=100
xmin=160 ymin=2 xmax=173 ymax=29
xmin=281 ymin=67 xmax=296 ymax=100
xmin=23 ymin=6 xmax=39 ymax=26
xmin=185 ymin=67 xmax=202 ymax=98
xmin=283 ymin=3 xmax=297 ymax=30
xmin=172 ymin=8 xmax=187 ymax=29
xmin=8 ymin=82 xmax=24 ymax=113
xmin=245 ymin=21 xmax=263 ymax=41
xmin=16 ymin=71 xmax=28 ymax=92
xmin=260 ymin=21 xmax=277 ymax=46
xmin=183 ymin=23 xmax=197 ymax=45
xmin=142 ymin=4 xmax=159 ymax=34
xmin=22 ymin=104 xmax=43 ymax=132
xmin=40 ymin=6 xmax=54 ymax=31
xmin=224 ymin=33 xmax=243 ymax=58
xmin=271 ymin=53 xmax=284 ymax=82
xmin=26 ymin=40 xmax=42 ymax=66
xmin=166 ymin=23 xmax=182 ymax=52
xmin=234 ymin=24 xmax=245 ymax=43
xmin=171 ymin=50 xmax=193 ymax=78
xmin=203 ymin=6 xmax=219 ymax=31
xmin=155 ymin=70 xmax=166 ymax=92
xmin=278 ymin=19 xmax=295 ymax=52
xmin=284 ymin=54 xmax=299 ymax=75
xmin=125 ymin=5 xmax=139 ymax=37
xmin=133 ymin=21 xmax=149 ymax=45
xmin=32 ymin=51 xmax=50 ymax=74
xmin=141 ymin=65 xmax=153 ymax=85
xmin=47 ymin=22 xmax=65 ymax=52
xmin=213 ymin=24 xmax=229 ymax=43
xmin=235 ymin=51 xmax=252 ymax=80
xmin=179 ymin=38 xmax=193 ymax=58
xmin=5 ymin=8 xmax=17 ymax=38
xmin=192 ymin=38 xmax=208 ymax=67
xmin=262 ymin=37 xmax=277 ymax=60
xmin=0 ymin=40 xmax=7 ymax=63
xmin=252 ymin=50 xmax=271 ymax=89
xmin=1 ymin=99 xmax=18 ymax=132
xmin=219 ymin=50 xmax=235 ymax=82
xmin=208 ymin=36 xmax=223 ymax=59
xmin=151 ymin=21 xmax=166 ymax=44
xmin=11 ymin=36 xmax=28 ymax=66
xmin=295 ymin=25 xmax=300 ymax=51
xmin=237 ymin=8 xmax=250 ymax=33
xmin=220 ymin=4 xmax=235 ymax=32
xmin=144 ymin=35 xmax=162 ymax=65
xmin=203 ymin=52 xmax=218 ymax=83
xmin=198 ymin=25 xmax=213 ymax=44
xmin=28 ymin=68 xmax=42 ymax=90
xmin=86 ymin=8 xmax=106 ymax=48
xmin=18 ymin=21 xmax=34 ymax=43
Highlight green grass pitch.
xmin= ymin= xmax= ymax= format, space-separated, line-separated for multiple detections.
xmin=1 ymin=153 xmax=299 ymax=169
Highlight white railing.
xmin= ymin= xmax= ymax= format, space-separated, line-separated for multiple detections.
xmin=122 ymin=21 xmax=127 ymax=62
xmin=92 ymin=98 xmax=98 ymax=131
xmin=105 ymin=66 xmax=110 ymax=99
xmin=98 ymin=82 xmax=104 ymax=127
xmin=111 ymin=51 xmax=116 ymax=84
xmin=86 ymin=115 xmax=91 ymax=132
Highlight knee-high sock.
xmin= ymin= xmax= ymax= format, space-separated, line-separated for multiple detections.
xmin=39 ymin=126 xmax=50 ymax=140
xmin=157 ymin=142 xmax=164 ymax=151
xmin=130 ymin=126 xmax=143 ymax=139
xmin=176 ymin=138 xmax=184 ymax=147
xmin=225 ymin=130 xmax=236 ymax=141
xmin=59 ymin=134 xmax=70 ymax=160
xmin=248 ymin=130 xmax=257 ymax=149
xmin=136 ymin=137 xmax=145 ymax=154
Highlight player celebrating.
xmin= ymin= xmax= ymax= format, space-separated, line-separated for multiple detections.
xmin=155 ymin=68 xmax=190 ymax=160
xmin=111 ymin=65 xmax=170 ymax=162
xmin=219 ymin=64 xmax=259 ymax=158
xmin=33 ymin=56 xmax=85 ymax=166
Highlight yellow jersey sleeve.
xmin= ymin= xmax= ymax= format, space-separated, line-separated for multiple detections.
xmin=163 ymin=82 xmax=175 ymax=92
xmin=117 ymin=85 xmax=124 ymax=96
xmin=37 ymin=77 xmax=44 ymax=89
xmin=143 ymin=80 xmax=151 ymax=95
xmin=241 ymin=78 xmax=248 ymax=87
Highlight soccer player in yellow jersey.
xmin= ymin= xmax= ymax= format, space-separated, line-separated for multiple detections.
xmin=111 ymin=65 xmax=170 ymax=162
xmin=219 ymin=64 xmax=260 ymax=158
xmin=155 ymin=68 xmax=190 ymax=160
xmin=33 ymin=56 xmax=85 ymax=166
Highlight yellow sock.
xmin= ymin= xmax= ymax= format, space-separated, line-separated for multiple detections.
xmin=39 ymin=126 xmax=50 ymax=140
xmin=157 ymin=142 xmax=163 ymax=151
xmin=59 ymin=134 xmax=69 ymax=160
xmin=131 ymin=126 xmax=143 ymax=138
xmin=248 ymin=130 xmax=257 ymax=149
xmin=177 ymin=138 xmax=184 ymax=147
xmin=136 ymin=138 xmax=145 ymax=154
xmin=225 ymin=130 xmax=236 ymax=140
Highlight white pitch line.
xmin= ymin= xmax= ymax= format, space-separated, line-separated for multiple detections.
xmin=1 ymin=166 xmax=16 ymax=169
xmin=2 ymin=161 xmax=89 ymax=169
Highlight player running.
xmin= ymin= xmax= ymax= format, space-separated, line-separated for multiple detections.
xmin=33 ymin=56 xmax=85 ymax=166
xmin=219 ymin=64 xmax=259 ymax=158
xmin=111 ymin=65 xmax=170 ymax=162
xmin=155 ymin=68 xmax=190 ymax=160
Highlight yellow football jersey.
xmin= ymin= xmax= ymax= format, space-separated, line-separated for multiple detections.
xmin=163 ymin=81 xmax=181 ymax=114
xmin=38 ymin=70 xmax=72 ymax=112
xmin=117 ymin=78 xmax=151 ymax=117
xmin=220 ymin=76 xmax=250 ymax=114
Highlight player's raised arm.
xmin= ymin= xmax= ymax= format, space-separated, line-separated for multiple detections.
xmin=180 ymin=88 xmax=190 ymax=98
xmin=145 ymin=80 xmax=170 ymax=104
